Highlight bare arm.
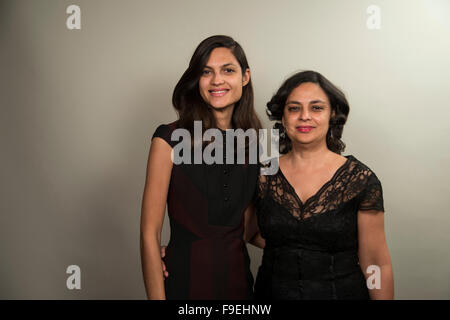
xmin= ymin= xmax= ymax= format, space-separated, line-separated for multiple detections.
xmin=243 ymin=202 xmax=265 ymax=249
xmin=140 ymin=137 xmax=172 ymax=300
xmin=357 ymin=210 xmax=394 ymax=300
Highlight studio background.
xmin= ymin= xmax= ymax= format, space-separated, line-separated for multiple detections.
xmin=1 ymin=0 xmax=449 ymax=299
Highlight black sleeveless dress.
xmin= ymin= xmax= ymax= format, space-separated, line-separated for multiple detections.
xmin=151 ymin=121 xmax=258 ymax=299
xmin=254 ymin=155 xmax=384 ymax=300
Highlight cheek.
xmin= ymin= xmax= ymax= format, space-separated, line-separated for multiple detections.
xmin=198 ymin=78 xmax=207 ymax=91
xmin=198 ymin=79 xmax=209 ymax=98
xmin=284 ymin=113 xmax=297 ymax=127
xmin=232 ymin=78 xmax=243 ymax=95
xmin=235 ymin=86 xmax=243 ymax=97
xmin=315 ymin=112 xmax=330 ymax=125
xmin=282 ymin=109 xmax=290 ymax=124
xmin=316 ymin=115 xmax=331 ymax=133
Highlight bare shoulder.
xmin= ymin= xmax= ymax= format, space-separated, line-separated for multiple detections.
xmin=143 ymin=137 xmax=173 ymax=190
xmin=148 ymin=137 xmax=172 ymax=169
xmin=332 ymin=153 xmax=348 ymax=166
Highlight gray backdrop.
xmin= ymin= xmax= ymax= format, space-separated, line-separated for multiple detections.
xmin=1 ymin=0 xmax=449 ymax=299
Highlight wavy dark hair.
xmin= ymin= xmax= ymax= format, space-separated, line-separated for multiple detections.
xmin=172 ymin=35 xmax=262 ymax=135
xmin=267 ymin=70 xmax=349 ymax=154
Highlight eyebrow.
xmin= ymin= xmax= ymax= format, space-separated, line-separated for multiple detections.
xmin=285 ymin=99 xmax=327 ymax=105
xmin=204 ymin=63 xmax=238 ymax=69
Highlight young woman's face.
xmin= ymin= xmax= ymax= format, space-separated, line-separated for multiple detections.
xmin=199 ymin=47 xmax=250 ymax=110
xmin=282 ymin=82 xmax=332 ymax=147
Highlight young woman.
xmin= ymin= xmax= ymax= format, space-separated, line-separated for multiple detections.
xmin=140 ymin=35 xmax=262 ymax=300
xmin=251 ymin=70 xmax=394 ymax=299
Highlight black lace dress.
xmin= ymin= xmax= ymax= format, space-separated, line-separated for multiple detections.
xmin=254 ymin=155 xmax=384 ymax=300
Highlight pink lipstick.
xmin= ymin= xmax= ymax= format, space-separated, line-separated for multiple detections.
xmin=296 ymin=126 xmax=314 ymax=133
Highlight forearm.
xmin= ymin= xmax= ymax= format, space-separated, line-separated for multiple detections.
xmin=357 ymin=210 xmax=394 ymax=299
xmin=360 ymin=262 xmax=394 ymax=300
xmin=140 ymin=234 xmax=166 ymax=300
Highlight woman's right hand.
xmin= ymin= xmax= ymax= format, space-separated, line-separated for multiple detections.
xmin=161 ymin=245 xmax=169 ymax=278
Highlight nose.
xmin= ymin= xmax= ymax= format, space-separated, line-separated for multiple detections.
xmin=299 ymin=108 xmax=311 ymax=121
xmin=211 ymin=72 xmax=225 ymax=85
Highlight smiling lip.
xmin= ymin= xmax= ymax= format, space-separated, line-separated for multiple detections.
xmin=296 ymin=126 xmax=314 ymax=133
xmin=209 ymin=88 xmax=229 ymax=97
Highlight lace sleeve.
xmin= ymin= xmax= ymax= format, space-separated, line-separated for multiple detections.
xmin=359 ymin=171 xmax=384 ymax=212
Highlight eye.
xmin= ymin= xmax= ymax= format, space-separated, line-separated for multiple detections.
xmin=202 ymin=69 xmax=211 ymax=75
xmin=224 ymin=68 xmax=235 ymax=73
xmin=287 ymin=106 xmax=300 ymax=112
xmin=312 ymin=105 xmax=324 ymax=111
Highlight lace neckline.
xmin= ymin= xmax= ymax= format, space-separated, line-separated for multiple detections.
xmin=277 ymin=155 xmax=353 ymax=207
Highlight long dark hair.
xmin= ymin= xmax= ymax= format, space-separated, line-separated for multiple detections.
xmin=172 ymin=35 xmax=262 ymax=134
xmin=267 ymin=70 xmax=349 ymax=154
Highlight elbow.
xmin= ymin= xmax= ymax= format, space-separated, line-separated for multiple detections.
xmin=358 ymin=240 xmax=392 ymax=268
xmin=244 ymin=228 xmax=258 ymax=244
xmin=358 ymin=250 xmax=393 ymax=276
xmin=248 ymin=232 xmax=265 ymax=249
xmin=140 ymin=228 xmax=162 ymax=247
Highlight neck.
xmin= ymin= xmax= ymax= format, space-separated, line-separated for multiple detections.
xmin=286 ymin=140 xmax=333 ymax=167
xmin=211 ymin=104 xmax=234 ymax=130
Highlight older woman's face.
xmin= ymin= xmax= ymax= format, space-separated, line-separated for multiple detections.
xmin=282 ymin=82 xmax=332 ymax=148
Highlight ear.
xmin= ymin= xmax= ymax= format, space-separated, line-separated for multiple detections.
xmin=242 ymin=68 xmax=250 ymax=87
xmin=330 ymin=109 xmax=336 ymax=123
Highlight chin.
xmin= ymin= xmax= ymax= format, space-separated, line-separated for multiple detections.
xmin=292 ymin=137 xmax=316 ymax=145
xmin=209 ymin=102 xmax=234 ymax=110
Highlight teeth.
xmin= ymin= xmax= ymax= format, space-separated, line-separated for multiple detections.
xmin=211 ymin=90 xmax=227 ymax=93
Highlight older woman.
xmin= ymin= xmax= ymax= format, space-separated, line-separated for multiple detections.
xmin=250 ymin=70 xmax=394 ymax=300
